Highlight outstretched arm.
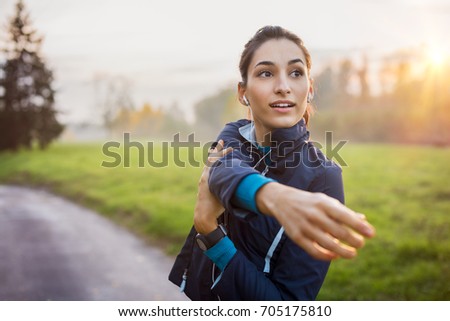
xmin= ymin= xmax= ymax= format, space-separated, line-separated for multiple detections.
xmin=255 ymin=182 xmax=374 ymax=260
xmin=196 ymin=139 xmax=375 ymax=261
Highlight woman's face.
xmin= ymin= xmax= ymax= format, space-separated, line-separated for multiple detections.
xmin=240 ymin=38 xmax=312 ymax=137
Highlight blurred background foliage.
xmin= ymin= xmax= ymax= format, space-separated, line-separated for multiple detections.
xmin=60 ymin=43 xmax=450 ymax=147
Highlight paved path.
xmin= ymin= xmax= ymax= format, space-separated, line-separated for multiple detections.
xmin=0 ymin=185 xmax=187 ymax=300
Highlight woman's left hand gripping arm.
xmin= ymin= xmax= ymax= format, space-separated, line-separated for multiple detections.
xmin=194 ymin=140 xmax=233 ymax=234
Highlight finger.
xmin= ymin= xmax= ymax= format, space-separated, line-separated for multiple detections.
xmin=334 ymin=227 xmax=365 ymax=249
xmin=309 ymin=213 xmax=365 ymax=249
xmin=303 ymin=224 xmax=358 ymax=259
xmin=223 ymin=146 xmax=233 ymax=155
xmin=216 ymin=139 xmax=224 ymax=152
xmin=287 ymin=222 xmax=338 ymax=261
xmin=208 ymin=146 xmax=232 ymax=158
xmin=207 ymin=140 xmax=224 ymax=164
xmin=209 ymin=141 xmax=219 ymax=151
xmin=209 ymin=139 xmax=224 ymax=152
xmin=315 ymin=232 xmax=357 ymax=259
xmin=300 ymin=239 xmax=338 ymax=261
xmin=357 ymin=213 xmax=367 ymax=220
xmin=207 ymin=147 xmax=233 ymax=165
xmin=322 ymin=200 xmax=375 ymax=238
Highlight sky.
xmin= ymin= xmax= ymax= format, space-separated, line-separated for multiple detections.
xmin=1 ymin=0 xmax=449 ymax=124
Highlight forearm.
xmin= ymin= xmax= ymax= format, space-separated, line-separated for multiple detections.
xmin=232 ymin=173 xmax=276 ymax=214
xmin=193 ymin=205 xmax=218 ymax=234
xmin=255 ymin=182 xmax=290 ymax=218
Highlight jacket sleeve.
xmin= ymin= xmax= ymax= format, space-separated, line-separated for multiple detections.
xmin=208 ymin=121 xmax=261 ymax=219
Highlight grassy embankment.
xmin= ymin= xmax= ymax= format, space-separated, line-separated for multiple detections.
xmin=0 ymin=142 xmax=448 ymax=300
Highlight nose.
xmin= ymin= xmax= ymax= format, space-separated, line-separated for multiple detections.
xmin=274 ymin=75 xmax=291 ymax=95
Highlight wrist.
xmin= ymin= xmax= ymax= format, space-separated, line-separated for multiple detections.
xmin=194 ymin=220 xmax=218 ymax=235
xmin=196 ymin=224 xmax=228 ymax=251
xmin=255 ymin=182 xmax=284 ymax=217
xmin=194 ymin=212 xmax=218 ymax=235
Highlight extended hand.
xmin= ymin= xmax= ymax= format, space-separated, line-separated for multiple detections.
xmin=257 ymin=183 xmax=376 ymax=261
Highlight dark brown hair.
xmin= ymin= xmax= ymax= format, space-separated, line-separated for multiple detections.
xmin=239 ymin=25 xmax=314 ymax=125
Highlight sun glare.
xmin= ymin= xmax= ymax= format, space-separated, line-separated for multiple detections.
xmin=427 ymin=48 xmax=445 ymax=68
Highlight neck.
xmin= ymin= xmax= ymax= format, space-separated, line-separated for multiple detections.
xmin=254 ymin=123 xmax=272 ymax=147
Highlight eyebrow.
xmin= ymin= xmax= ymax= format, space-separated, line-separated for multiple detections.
xmin=254 ymin=58 xmax=305 ymax=68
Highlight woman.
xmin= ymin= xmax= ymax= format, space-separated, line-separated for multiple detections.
xmin=169 ymin=26 xmax=375 ymax=300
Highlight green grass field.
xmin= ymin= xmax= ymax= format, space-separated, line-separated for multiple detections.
xmin=0 ymin=142 xmax=448 ymax=300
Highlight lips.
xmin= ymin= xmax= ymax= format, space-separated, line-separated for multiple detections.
xmin=269 ymin=100 xmax=296 ymax=108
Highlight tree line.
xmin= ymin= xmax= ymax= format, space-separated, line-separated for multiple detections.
xmin=104 ymin=49 xmax=450 ymax=146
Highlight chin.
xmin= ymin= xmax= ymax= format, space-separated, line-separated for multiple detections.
xmin=270 ymin=117 xmax=301 ymax=129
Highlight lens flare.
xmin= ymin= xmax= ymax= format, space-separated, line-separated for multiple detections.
xmin=427 ymin=48 xmax=445 ymax=68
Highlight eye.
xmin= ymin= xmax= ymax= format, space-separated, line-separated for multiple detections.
xmin=290 ymin=69 xmax=304 ymax=78
xmin=257 ymin=70 xmax=273 ymax=78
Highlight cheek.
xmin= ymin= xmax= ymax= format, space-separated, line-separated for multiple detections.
xmin=296 ymin=80 xmax=310 ymax=96
xmin=248 ymin=84 xmax=271 ymax=105
xmin=294 ymin=90 xmax=309 ymax=108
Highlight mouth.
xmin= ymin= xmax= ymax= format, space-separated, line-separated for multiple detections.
xmin=269 ymin=101 xmax=296 ymax=108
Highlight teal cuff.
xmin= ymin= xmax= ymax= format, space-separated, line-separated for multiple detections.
xmin=204 ymin=236 xmax=237 ymax=271
xmin=233 ymin=173 xmax=276 ymax=215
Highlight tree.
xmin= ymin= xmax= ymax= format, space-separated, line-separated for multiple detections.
xmin=337 ymin=59 xmax=353 ymax=98
xmin=357 ymin=55 xmax=371 ymax=105
xmin=92 ymin=73 xmax=135 ymax=134
xmin=313 ymin=66 xmax=337 ymax=109
xmin=132 ymin=102 xmax=163 ymax=138
xmin=0 ymin=0 xmax=63 ymax=150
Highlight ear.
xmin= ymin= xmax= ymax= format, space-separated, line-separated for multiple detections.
xmin=308 ymin=78 xmax=315 ymax=100
xmin=238 ymin=82 xmax=247 ymax=106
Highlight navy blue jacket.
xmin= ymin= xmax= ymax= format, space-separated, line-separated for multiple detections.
xmin=169 ymin=119 xmax=344 ymax=300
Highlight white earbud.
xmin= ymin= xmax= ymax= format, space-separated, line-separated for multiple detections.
xmin=307 ymin=92 xmax=313 ymax=103
xmin=243 ymin=96 xmax=250 ymax=106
